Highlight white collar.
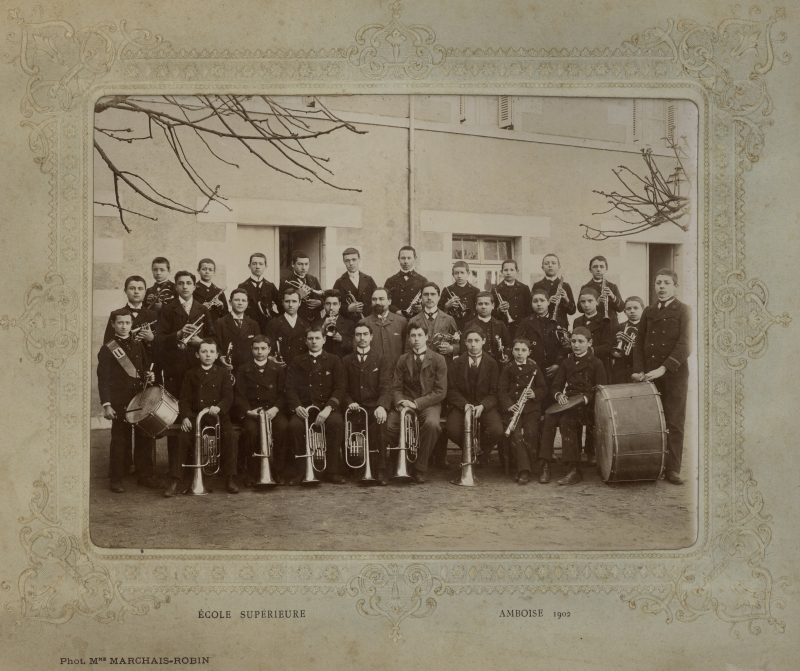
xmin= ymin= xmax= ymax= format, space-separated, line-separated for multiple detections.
xmin=348 ymin=270 xmax=360 ymax=280
xmin=412 ymin=348 xmax=426 ymax=356
xmin=659 ymin=297 xmax=676 ymax=307
xmin=309 ymin=350 xmax=322 ymax=359
xmin=468 ymin=354 xmax=482 ymax=365
xmin=478 ymin=315 xmax=492 ymax=322
xmin=126 ymin=302 xmax=142 ymax=310
xmin=200 ymin=364 xmax=214 ymax=371
xmin=254 ymin=359 xmax=269 ymax=368
xmin=503 ymin=279 xmax=516 ymax=286
xmin=250 ymin=275 xmax=264 ymax=284
xmin=424 ymin=309 xmax=438 ymax=317
xmin=231 ymin=311 xmax=245 ymax=320
xmin=198 ymin=279 xmax=212 ymax=287
xmin=574 ymin=352 xmax=587 ymax=359
xmin=357 ymin=347 xmax=370 ymax=356
xmin=179 ymin=296 xmax=193 ymax=308
xmin=283 ymin=313 xmax=298 ymax=327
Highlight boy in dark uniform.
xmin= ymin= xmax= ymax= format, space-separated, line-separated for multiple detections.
xmin=578 ymin=255 xmax=625 ymax=326
xmin=498 ymin=337 xmax=547 ymax=484
xmin=610 ymin=297 xmax=644 ymax=385
xmin=97 ymin=309 xmax=158 ymax=492
xmin=237 ymin=253 xmax=280 ymax=333
xmin=278 ymin=250 xmax=324 ymax=325
xmin=632 ymin=269 xmax=691 ymax=485
xmin=573 ymin=287 xmax=615 ymax=380
xmin=102 ymin=275 xmax=157 ymax=352
xmin=439 ymin=261 xmax=480 ymax=331
xmin=385 ymin=245 xmax=427 ymax=317
xmin=285 ymin=327 xmax=347 ymax=485
xmin=463 ymin=292 xmax=512 ymax=365
xmin=144 ymin=257 xmax=176 ymax=315
xmin=313 ymin=290 xmax=355 ymax=359
xmin=332 ymin=247 xmax=377 ymax=323
xmin=233 ymin=336 xmax=290 ymax=485
xmin=492 ymin=259 xmax=532 ymax=338
xmin=532 ymin=254 xmax=576 ymax=329
xmin=264 ymin=288 xmax=309 ymax=369
xmin=539 ymin=327 xmax=607 ymax=485
xmin=516 ymin=288 xmax=568 ymax=400
xmin=214 ymin=288 xmax=260 ymax=377
xmin=193 ymin=258 xmax=229 ymax=322
xmin=445 ymin=326 xmax=504 ymax=469
xmin=342 ymin=323 xmax=393 ymax=486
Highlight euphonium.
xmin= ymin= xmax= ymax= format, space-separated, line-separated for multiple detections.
xmin=345 ymin=406 xmax=376 ymax=483
xmin=183 ymin=407 xmax=220 ymax=495
xmin=452 ymin=404 xmax=481 ymax=487
xmin=295 ymin=405 xmax=326 ymax=484
xmin=401 ymin=290 xmax=423 ymax=318
xmin=548 ymin=275 xmax=565 ymax=323
xmin=253 ymin=408 xmax=277 ymax=487
xmin=389 ymin=406 xmax=418 ymax=481
xmin=600 ymin=277 xmax=611 ymax=324
xmin=611 ymin=322 xmax=638 ymax=358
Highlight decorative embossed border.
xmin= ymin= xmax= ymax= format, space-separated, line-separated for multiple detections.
xmin=0 ymin=2 xmax=793 ymax=640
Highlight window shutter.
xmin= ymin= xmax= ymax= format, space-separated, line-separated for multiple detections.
xmin=498 ymin=95 xmax=513 ymax=130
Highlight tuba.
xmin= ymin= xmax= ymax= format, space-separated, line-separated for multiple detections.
xmin=600 ymin=277 xmax=611 ymax=324
xmin=295 ymin=405 xmax=326 ymax=484
xmin=611 ymin=322 xmax=638 ymax=358
xmin=401 ymin=290 xmax=423 ymax=318
xmin=389 ymin=406 xmax=418 ymax=481
xmin=345 ymin=406 xmax=376 ymax=483
xmin=252 ymin=408 xmax=277 ymax=487
xmin=452 ymin=404 xmax=481 ymax=487
xmin=183 ymin=407 xmax=220 ymax=495
xmin=548 ymin=275 xmax=565 ymax=323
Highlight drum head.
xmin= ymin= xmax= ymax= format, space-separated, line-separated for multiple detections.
xmin=545 ymin=394 xmax=586 ymax=415
xmin=125 ymin=386 xmax=164 ymax=423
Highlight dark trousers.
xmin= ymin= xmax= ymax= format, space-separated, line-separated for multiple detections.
xmin=540 ymin=405 xmax=590 ymax=467
xmin=172 ymin=414 xmax=236 ymax=479
xmin=289 ymin=409 xmax=344 ymax=477
xmin=239 ymin=411 xmax=291 ymax=479
xmin=108 ymin=410 xmax=155 ymax=481
xmin=164 ymin=373 xmax=185 ymax=477
xmin=504 ymin=411 xmax=541 ymax=474
xmin=344 ymin=407 xmax=389 ymax=474
xmin=654 ymin=375 xmax=689 ymax=473
xmin=445 ymin=407 xmax=503 ymax=457
xmin=387 ymin=405 xmax=441 ymax=473
xmin=432 ymin=401 xmax=449 ymax=463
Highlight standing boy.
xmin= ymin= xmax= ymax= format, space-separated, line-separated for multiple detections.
xmin=573 ymin=287 xmax=615 ymax=381
xmin=385 ymin=246 xmax=428 ymax=317
xmin=144 ymin=257 xmax=176 ymax=314
xmin=313 ymin=290 xmax=355 ymax=359
xmin=632 ymin=269 xmax=691 ymax=485
xmin=531 ymin=254 xmax=576 ymax=329
xmin=516 ymin=288 xmax=568 ymax=400
xmin=405 ymin=283 xmax=460 ymax=358
xmin=102 ymin=275 xmax=157 ymax=357
xmin=264 ymin=288 xmax=309 ymax=368
xmin=237 ymin=253 xmax=279 ymax=333
xmin=610 ymin=297 xmax=644 ymax=384
xmin=278 ymin=250 xmax=324 ymax=324
xmin=332 ymin=247 xmax=377 ymax=323
xmin=439 ymin=261 xmax=479 ymax=331
xmin=193 ymin=258 xmax=229 ymax=322
xmin=214 ymin=288 xmax=261 ymax=375
xmin=492 ymin=259 xmax=532 ymax=338
xmin=578 ymin=255 xmax=625 ymax=326
xmin=463 ymin=292 xmax=512 ymax=364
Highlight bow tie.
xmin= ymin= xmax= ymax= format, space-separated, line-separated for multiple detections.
xmin=401 ymin=272 xmax=412 ymax=279
xmin=257 ymin=367 xmax=265 ymax=374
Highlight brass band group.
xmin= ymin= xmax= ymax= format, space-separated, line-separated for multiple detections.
xmin=97 ymin=244 xmax=691 ymax=497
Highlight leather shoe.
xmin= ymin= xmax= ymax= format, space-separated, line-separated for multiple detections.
xmin=665 ymin=470 xmax=684 ymax=485
xmin=109 ymin=480 xmax=125 ymax=494
xmin=377 ymin=469 xmax=389 ymax=486
xmin=329 ymin=474 xmax=347 ymax=484
xmin=539 ymin=461 xmax=551 ymax=484
xmin=225 ymin=476 xmax=240 ymax=494
xmin=556 ymin=467 xmax=583 ymax=486
xmin=163 ymin=479 xmax=180 ymax=498
xmin=517 ymin=470 xmax=531 ymax=485
xmin=412 ymin=471 xmax=427 ymax=484
xmin=137 ymin=475 xmax=162 ymax=489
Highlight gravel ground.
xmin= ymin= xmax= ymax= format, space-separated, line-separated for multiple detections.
xmin=89 ymin=429 xmax=697 ymax=552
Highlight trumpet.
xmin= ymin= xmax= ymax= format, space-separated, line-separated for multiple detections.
xmin=611 ymin=322 xmax=638 ymax=358
xmin=389 ymin=405 xmax=418 ymax=481
xmin=131 ymin=319 xmax=157 ymax=341
xmin=286 ymin=279 xmax=324 ymax=304
xmin=252 ymin=408 xmax=277 ymax=487
xmin=295 ymin=405 xmax=326 ymax=484
xmin=203 ymin=289 xmax=225 ymax=311
xmin=345 ymin=406 xmax=376 ymax=483
xmin=431 ymin=330 xmax=461 ymax=348
xmin=493 ymin=288 xmax=514 ymax=324
xmin=401 ymin=290 xmax=423 ymax=318
xmin=600 ymin=277 xmax=611 ymax=324
xmin=548 ymin=276 xmax=566 ymax=323
xmin=178 ymin=314 xmax=205 ymax=345
xmin=555 ymin=325 xmax=572 ymax=349
xmin=494 ymin=335 xmax=509 ymax=364
xmin=452 ymin=404 xmax=481 ymax=487
xmin=444 ymin=286 xmax=466 ymax=319
xmin=183 ymin=407 xmax=220 ymax=495
xmin=505 ymin=371 xmax=537 ymax=437
xmin=323 ymin=309 xmax=339 ymax=338
xmin=345 ymin=291 xmax=364 ymax=320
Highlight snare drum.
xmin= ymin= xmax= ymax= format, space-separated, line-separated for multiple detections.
xmin=126 ymin=386 xmax=179 ymax=438
xmin=594 ymin=382 xmax=667 ymax=483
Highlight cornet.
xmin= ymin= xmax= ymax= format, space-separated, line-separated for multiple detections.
xmin=252 ymin=408 xmax=277 ymax=487
xmin=494 ymin=335 xmax=509 ymax=364
xmin=388 ymin=406 xmax=418 ymax=481
xmin=493 ymin=288 xmax=514 ymax=324
xmin=295 ymin=405 xmax=326 ymax=484
xmin=203 ymin=289 xmax=225 ymax=311
xmin=131 ymin=319 xmax=157 ymax=341
xmin=451 ymin=404 xmax=481 ymax=487
xmin=183 ymin=407 xmax=220 ymax=495
xmin=273 ymin=338 xmax=286 ymax=366
xmin=178 ymin=314 xmax=205 ymax=345
xmin=401 ymin=290 xmax=423 ymax=318
xmin=323 ymin=309 xmax=339 ymax=338
xmin=287 ymin=279 xmax=324 ymax=304
xmin=443 ymin=286 xmax=466 ymax=319
xmin=555 ymin=325 xmax=572 ymax=349
xmin=431 ymin=330 xmax=461 ymax=348
xmin=345 ymin=291 xmax=364 ymax=320
xmin=611 ymin=322 xmax=638 ymax=358
xmin=345 ymin=406 xmax=376 ymax=483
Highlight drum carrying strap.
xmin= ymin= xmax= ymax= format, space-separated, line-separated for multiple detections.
xmin=105 ymin=340 xmax=140 ymax=379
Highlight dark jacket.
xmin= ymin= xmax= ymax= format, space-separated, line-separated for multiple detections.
xmin=438 ymin=282 xmax=480 ymax=331
xmin=157 ymin=298 xmax=217 ymax=378
xmin=498 ymin=359 xmax=547 ymax=415
xmin=573 ymin=312 xmax=615 ymax=378
xmin=406 ymin=310 xmax=461 ymax=357
xmin=492 ymin=280 xmax=532 ymax=324
xmin=278 ymin=274 xmax=323 ymax=324
xmin=144 ymin=280 xmax=176 ymax=314
xmin=264 ymin=314 xmax=309 ymax=367
xmin=178 ymin=364 xmax=233 ymax=421
xmin=97 ymin=337 xmax=149 ymax=408
xmin=232 ymin=359 xmax=285 ymax=420
xmin=551 ymin=352 xmax=607 ymax=403
xmin=515 ymin=313 xmax=568 ymax=372
xmin=392 ymin=348 xmax=448 ymax=411
xmin=193 ymin=281 xmax=230 ymax=323
xmin=332 ymin=272 xmax=378 ymax=322
xmin=610 ymin=320 xmax=641 ymax=384
xmin=385 ymin=269 xmax=428 ymax=315
xmin=632 ymin=298 xmax=691 ymax=379
xmin=578 ymin=278 xmax=625 ymax=325
xmin=531 ymin=276 xmax=576 ymax=328
xmin=237 ymin=277 xmax=280 ymax=332
xmin=462 ymin=316 xmax=511 ymax=363
xmin=214 ymin=313 xmax=261 ymax=370
xmin=312 ymin=314 xmax=355 ymax=358
xmin=360 ymin=311 xmax=407 ymax=368
xmin=285 ymin=350 xmax=346 ymax=413
xmin=102 ymin=305 xmax=158 ymax=349
xmin=342 ymin=350 xmax=393 ymax=410
xmin=446 ymin=354 xmax=500 ymax=412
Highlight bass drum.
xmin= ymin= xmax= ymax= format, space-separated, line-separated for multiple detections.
xmin=594 ymin=382 xmax=667 ymax=483
xmin=126 ymin=386 xmax=179 ymax=438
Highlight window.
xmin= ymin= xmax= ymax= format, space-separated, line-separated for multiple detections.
xmin=452 ymin=235 xmax=515 ymax=291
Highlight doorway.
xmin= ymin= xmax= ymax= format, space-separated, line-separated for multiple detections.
xmin=648 ymin=244 xmax=676 ymax=305
xmin=279 ymin=227 xmax=324 ymax=282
